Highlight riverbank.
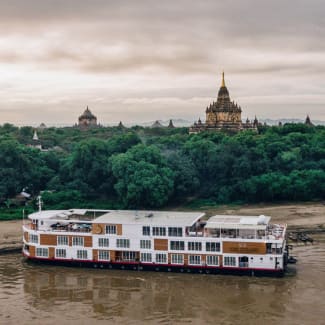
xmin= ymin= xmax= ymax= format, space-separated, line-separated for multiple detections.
xmin=1 ymin=202 xmax=324 ymax=254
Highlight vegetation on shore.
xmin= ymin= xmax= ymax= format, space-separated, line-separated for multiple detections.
xmin=0 ymin=122 xmax=324 ymax=219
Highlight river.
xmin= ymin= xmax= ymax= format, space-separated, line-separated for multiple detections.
xmin=0 ymin=242 xmax=324 ymax=325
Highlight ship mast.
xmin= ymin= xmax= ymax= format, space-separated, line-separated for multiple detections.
xmin=37 ymin=195 xmax=43 ymax=212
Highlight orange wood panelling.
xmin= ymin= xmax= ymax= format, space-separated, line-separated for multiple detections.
xmin=40 ymin=234 xmax=57 ymax=246
xmin=24 ymin=232 xmax=29 ymax=242
xmin=93 ymin=249 xmax=98 ymax=261
xmin=92 ymin=224 xmax=104 ymax=235
xmin=29 ymin=245 xmax=35 ymax=257
xmin=154 ymin=239 xmax=168 ymax=251
xmin=184 ymin=254 xmax=188 ymax=265
xmin=109 ymin=250 xmax=116 ymax=262
xmin=201 ymin=254 xmax=206 ymax=264
xmin=84 ymin=236 xmax=92 ymax=247
xmin=116 ymin=224 xmax=122 ymax=236
xmin=168 ymin=253 xmax=171 ymax=264
xmin=49 ymin=247 xmax=55 ymax=259
xmin=223 ymin=242 xmax=266 ymax=254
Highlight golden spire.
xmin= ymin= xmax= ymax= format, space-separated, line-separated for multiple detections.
xmin=221 ymin=71 xmax=225 ymax=87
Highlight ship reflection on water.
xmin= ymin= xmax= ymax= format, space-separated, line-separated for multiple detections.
xmin=22 ymin=261 xmax=291 ymax=323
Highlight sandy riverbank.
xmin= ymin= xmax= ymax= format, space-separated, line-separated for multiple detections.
xmin=0 ymin=203 xmax=324 ymax=252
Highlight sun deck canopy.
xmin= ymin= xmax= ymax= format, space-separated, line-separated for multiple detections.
xmin=205 ymin=215 xmax=271 ymax=230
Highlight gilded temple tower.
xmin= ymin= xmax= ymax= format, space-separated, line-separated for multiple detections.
xmin=190 ymin=72 xmax=257 ymax=133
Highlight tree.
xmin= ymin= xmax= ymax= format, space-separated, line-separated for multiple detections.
xmin=109 ymin=145 xmax=174 ymax=208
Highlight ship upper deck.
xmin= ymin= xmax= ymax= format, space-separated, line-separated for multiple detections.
xmin=25 ymin=210 xmax=286 ymax=241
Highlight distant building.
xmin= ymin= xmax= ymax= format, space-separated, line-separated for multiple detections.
xmin=38 ymin=123 xmax=47 ymax=130
xmin=168 ymin=119 xmax=175 ymax=128
xmin=30 ymin=130 xmax=42 ymax=150
xmin=305 ymin=115 xmax=314 ymax=126
xmin=78 ymin=106 xmax=98 ymax=128
xmin=189 ymin=72 xmax=258 ymax=133
xmin=151 ymin=120 xmax=164 ymax=128
xmin=118 ymin=121 xmax=126 ymax=128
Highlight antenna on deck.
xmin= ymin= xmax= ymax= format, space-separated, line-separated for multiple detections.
xmin=37 ymin=195 xmax=43 ymax=212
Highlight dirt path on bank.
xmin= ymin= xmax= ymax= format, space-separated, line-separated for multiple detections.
xmin=0 ymin=219 xmax=23 ymax=253
xmin=0 ymin=203 xmax=324 ymax=253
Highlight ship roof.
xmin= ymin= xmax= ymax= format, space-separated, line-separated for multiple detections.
xmin=28 ymin=209 xmax=205 ymax=227
xmin=205 ymin=215 xmax=271 ymax=229
xmin=94 ymin=210 xmax=205 ymax=227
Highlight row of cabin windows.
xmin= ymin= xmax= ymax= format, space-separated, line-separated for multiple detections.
xmin=35 ymin=247 xmax=219 ymax=266
xmin=56 ymin=249 xmax=110 ymax=260
xmin=44 ymin=235 xmax=220 ymax=252
xmin=55 ymin=236 xmax=134 ymax=249
xmin=170 ymin=241 xmax=220 ymax=252
xmin=36 ymin=247 xmax=111 ymax=261
xmin=139 ymin=253 xmax=219 ymax=266
xmin=143 ymin=226 xmax=183 ymax=237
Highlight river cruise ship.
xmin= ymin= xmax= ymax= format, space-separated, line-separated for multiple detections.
xmin=22 ymin=209 xmax=288 ymax=276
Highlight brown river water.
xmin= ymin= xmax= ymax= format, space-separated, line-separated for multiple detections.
xmin=0 ymin=243 xmax=325 ymax=325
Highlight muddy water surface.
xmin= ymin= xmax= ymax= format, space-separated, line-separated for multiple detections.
xmin=0 ymin=243 xmax=325 ymax=324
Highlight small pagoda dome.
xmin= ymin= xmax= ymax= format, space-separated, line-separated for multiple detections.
xmin=168 ymin=119 xmax=175 ymax=128
xmin=305 ymin=115 xmax=314 ymax=126
xmin=151 ymin=120 xmax=164 ymax=128
xmin=78 ymin=106 xmax=97 ymax=127
xmin=118 ymin=121 xmax=125 ymax=128
xmin=33 ymin=130 xmax=39 ymax=141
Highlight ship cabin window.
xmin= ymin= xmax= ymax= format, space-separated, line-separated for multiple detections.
xmin=122 ymin=251 xmax=136 ymax=261
xmin=140 ymin=252 xmax=152 ymax=262
xmin=142 ymin=226 xmax=150 ymax=236
xmin=152 ymin=227 xmax=166 ymax=237
xmin=170 ymin=241 xmax=185 ymax=251
xmin=116 ymin=238 xmax=130 ymax=248
xmin=168 ymin=227 xmax=183 ymax=237
xmin=98 ymin=250 xmax=110 ymax=261
xmin=189 ymin=255 xmax=201 ymax=265
xmin=36 ymin=247 xmax=48 ymax=258
xmin=57 ymin=235 xmax=68 ymax=246
xmin=206 ymin=255 xmax=219 ymax=266
xmin=171 ymin=254 xmax=184 ymax=264
xmin=98 ymin=238 xmax=109 ymax=247
xmin=72 ymin=237 xmax=84 ymax=246
xmin=106 ymin=225 xmax=117 ymax=235
xmin=76 ymin=250 xmax=88 ymax=259
xmin=224 ymin=256 xmax=236 ymax=267
xmin=140 ymin=240 xmax=151 ymax=249
xmin=206 ymin=242 xmax=220 ymax=252
xmin=239 ymin=256 xmax=249 ymax=267
xmin=55 ymin=248 xmax=66 ymax=258
xmin=156 ymin=253 xmax=167 ymax=264
xmin=30 ymin=234 xmax=38 ymax=244
xmin=188 ymin=242 xmax=202 ymax=251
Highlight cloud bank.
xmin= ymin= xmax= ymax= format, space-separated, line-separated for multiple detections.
xmin=0 ymin=0 xmax=324 ymax=125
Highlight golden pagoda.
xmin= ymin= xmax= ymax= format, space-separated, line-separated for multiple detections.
xmin=190 ymin=73 xmax=258 ymax=133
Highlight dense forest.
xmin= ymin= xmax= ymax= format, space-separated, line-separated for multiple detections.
xmin=0 ymin=122 xmax=324 ymax=217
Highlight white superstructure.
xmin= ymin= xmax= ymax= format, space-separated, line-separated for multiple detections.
xmin=22 ymin=209 xmax=288 ymax=276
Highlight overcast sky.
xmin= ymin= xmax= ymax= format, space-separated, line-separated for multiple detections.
xmin=0 ymin=0 xmax=324 ymax=125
